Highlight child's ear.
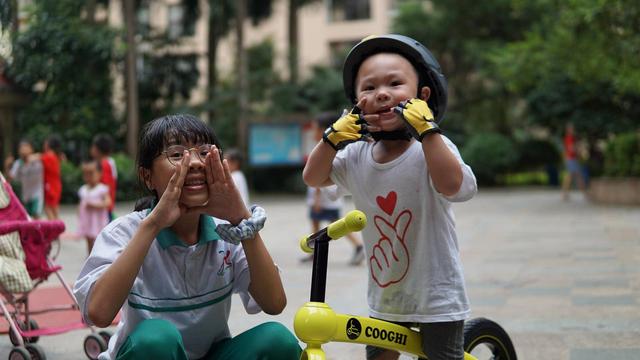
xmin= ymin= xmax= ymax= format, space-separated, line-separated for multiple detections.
xmin=139 ymin=167 xmax=153 ymax=190
xmin=419 ymin=86 xmax=431 ymax=101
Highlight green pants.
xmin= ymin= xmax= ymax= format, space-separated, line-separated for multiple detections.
xmin=116 ymin=319 xmax=302 ymax=360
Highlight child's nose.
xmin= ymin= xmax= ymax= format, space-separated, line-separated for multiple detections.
xmin=188 ymin=151 xmax=206 ymax=167
xmin=375 ymin=89 xmax=391 ymax=102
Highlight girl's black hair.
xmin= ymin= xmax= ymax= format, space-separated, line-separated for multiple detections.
xmin=18 ymin=138 xmax=34 ymax=147
xmin=92 ymin=134 xmax=114 ymax=155
xmin=134 ymin=114 xmax=222 ymax=211
xmin=46 ymin=134 xmax=63 ymax=156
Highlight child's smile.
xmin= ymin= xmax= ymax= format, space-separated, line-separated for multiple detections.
xmin=355 ymin=53 xmax=421 ymax=132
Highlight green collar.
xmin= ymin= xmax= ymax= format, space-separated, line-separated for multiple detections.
xmin=146 ymin=207 xmax=221 ymax=249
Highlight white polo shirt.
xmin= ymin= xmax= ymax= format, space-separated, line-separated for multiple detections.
xmin=73 ymin=211 xmax=260 ymax=359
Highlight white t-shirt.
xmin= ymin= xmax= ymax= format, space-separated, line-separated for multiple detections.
xmin=231 ymin=170 xmax=249 ymax=207
xmin=330 ymin=138 xmax=477 ymax=323
xmin=73 ymin=211 xmax=260 ymax=359
xmin=306 ymin=185 xmax=343 ymax=210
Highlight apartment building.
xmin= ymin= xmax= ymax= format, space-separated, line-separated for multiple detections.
xmin=107 ymin=0 xmax=399 ymax=111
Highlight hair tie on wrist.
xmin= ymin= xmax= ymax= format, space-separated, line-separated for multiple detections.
xmin=215 ymin=205 xmax=266 ymax=244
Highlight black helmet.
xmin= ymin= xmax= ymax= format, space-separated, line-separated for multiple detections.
xmin=343 ymin=34 xmax=448 ymax=123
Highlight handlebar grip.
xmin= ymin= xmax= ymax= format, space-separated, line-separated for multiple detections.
xmin=300 ymin=236 xmax=314 ymax=253
xmin=327 ymin=210 xmax=367 ymax=239
xmin=299 ymin=210 xmax=367 ymax=253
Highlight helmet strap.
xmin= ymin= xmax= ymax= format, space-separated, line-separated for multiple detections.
xmin=370 ymin=130 xmax=412 ymax=141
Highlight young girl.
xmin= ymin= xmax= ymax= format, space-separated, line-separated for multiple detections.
xmin=41 ymin=135 xmax=63 ymax=220
xmin=77 ymin=160 xmax=111 ymax=254
xmin=73 ymin=114 xmax=301 ymax=360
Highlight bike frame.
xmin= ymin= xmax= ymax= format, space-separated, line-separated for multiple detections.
xmin=293 ymin=221 xmax=478 ymax=360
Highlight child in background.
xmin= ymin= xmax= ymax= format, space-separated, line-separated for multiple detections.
xmin=4 ymin=139 xmax=44 ymax=219
xmin=40 ymin=135 xmax=63 ymax=220
xmin=91 ymin=134 xmax=117 ymax=221
xmin=301 ymin=112 xmax=364 ymax=265
xmin=77 ymin=160 xmax=111 ymax=254
xmin=224 ymin=148 xmax=250 ymax=207
xmin=74 ymin=114 xmax=300 ymax=360
xmin=303 ymin=34 xmax=477 ymax=360
xmin=301 ymin=184 xmax=364 ymax=265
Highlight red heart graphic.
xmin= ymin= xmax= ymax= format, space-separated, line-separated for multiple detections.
xmin=376 ymin=191 xmax=397 ymax=216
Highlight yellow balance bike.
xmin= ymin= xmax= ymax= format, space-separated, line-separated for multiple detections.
xmin=294 ymin=210 xmax=517 ymax=360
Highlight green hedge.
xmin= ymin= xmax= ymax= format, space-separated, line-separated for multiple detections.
xmin=461 ymin=133 xmax=518 ymax=185
xmin=604 ymin=132 xmax=640 ymax=177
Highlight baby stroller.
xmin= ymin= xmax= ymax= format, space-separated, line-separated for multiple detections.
xmin=0 ymin=172 xmax=111 ymax=360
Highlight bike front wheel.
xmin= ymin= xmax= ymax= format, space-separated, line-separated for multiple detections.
xmin=463 ymin=317 xmax=517 ymax=360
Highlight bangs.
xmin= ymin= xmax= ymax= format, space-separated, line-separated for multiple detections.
xmin=137 ymin=114 xmax=220 ymax=169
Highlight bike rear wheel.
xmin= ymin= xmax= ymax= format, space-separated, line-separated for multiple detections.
xmin=463 ymin=317 xmax=517 ymax=360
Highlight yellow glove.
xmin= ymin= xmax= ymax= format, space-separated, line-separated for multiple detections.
xmin=322 ymin=106 xmax=369 ymax=150
xmin=394 ymin=98 xmax=441 ymax=141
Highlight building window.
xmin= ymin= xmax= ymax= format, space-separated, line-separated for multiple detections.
xmin=328 ymin=0 xmax=371 ymax=22
xmin=167 ymin=4 xmax=196 ymax=39
xmin=167 ymin=5 xmax=185 ymax=39
xmin=137 ymin=2 xmax=150 ymax=37
xmin=329 ymin=40 xmax=359 ymax=69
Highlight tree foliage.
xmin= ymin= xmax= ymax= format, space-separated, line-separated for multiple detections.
xmin=491 ymin=0 xmax=640 ymax=138
xmin=7 ymin=0 xmax=117 ymax=156
xmin=394 ymin=0 xmax=639 ymax=180
xmin=393 ymin=0 xmax=548 ymax=136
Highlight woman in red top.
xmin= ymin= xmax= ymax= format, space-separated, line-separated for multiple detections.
xmin=561 ymin=123 xmax=585 ymax=200
xmin=41 ymin=135 xmax=63 ymax=220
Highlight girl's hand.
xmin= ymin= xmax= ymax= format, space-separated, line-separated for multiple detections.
xmin=188 ymin=145 xmax=250 ymax=225
xmin=146 ymin=151 xmax=190 ymax=230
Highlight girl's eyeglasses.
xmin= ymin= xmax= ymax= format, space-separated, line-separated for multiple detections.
xmin=162 ymin=144 xmax=214 ymax=166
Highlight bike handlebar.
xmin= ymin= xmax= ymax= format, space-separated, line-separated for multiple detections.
xmin=300 ymin=210 xmax=367 ymax=253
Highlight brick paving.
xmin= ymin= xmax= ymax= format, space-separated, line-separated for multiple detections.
xmin=1 ymin=189 xmax=638 ymax=359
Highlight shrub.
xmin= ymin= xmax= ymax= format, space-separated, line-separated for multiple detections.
xmin=462 ymin=133 xmax=518 ymax=185
xmin=515 ymin=138 xmax=561 ymax=171
xmin=60 ymin=160 xmax=82 ymax=204
xmin=112 ymin=153 xmax=142 ymax=202
xmin=603 ymin=132 xmax=640 ymax=177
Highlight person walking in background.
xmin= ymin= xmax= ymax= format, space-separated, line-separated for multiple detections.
xmin=224 ymin=148 xmax=250 ymax=207
xmin=300 ymin=184 xmax=365 ymax=265
xmin=562 ymin=123 xmax=586 ymax=201
xmin=91 ymin=134 xmax=117 ymax=221
xmin=300 ymin=112 xmax=364 ymax=265
xmin=40 ymin=135 xmax=63 ymax=220
xmin=3 ymin=139 xmax=44 ymax=219
xmin=77 ymin=159 xmax=111 ymax=254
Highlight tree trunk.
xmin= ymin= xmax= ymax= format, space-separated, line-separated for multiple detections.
xmin=85 ymin=0 xmax=97 ymax=23
xmin=10 ymin=0 xmax=18 ymax=33
xmin=235 ymin=0 xmax=248 ymax=154
xmin=122 ymin=0 xmax=139 ymax=156
xmin=207 ymin=2 xmax=222 ymax=124
xmin=287 ymin=0 xmax=299 ymax=84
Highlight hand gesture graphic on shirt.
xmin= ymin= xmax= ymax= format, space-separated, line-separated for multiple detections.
xmin=370 ymin=193 xmax=412 ymax=288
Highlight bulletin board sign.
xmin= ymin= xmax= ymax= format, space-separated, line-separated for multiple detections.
xmin=248 ymin=123 xmax=304 ymax=166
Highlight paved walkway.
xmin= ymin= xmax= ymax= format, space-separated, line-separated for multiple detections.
xmin=1 ymin=189 xmax=638 ymax=359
